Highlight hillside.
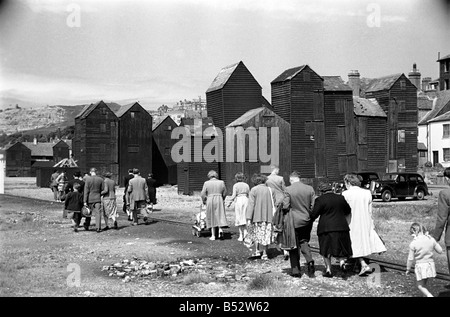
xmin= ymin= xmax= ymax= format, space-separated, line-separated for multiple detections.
xmin=0 ymin=103 xmax=122 ymax=136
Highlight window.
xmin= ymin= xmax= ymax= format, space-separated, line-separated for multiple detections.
xmin=445 ymin=60 xmax=450 ymax=72
xmin=398 ymin=175 xmax=406 ymax=182
xmin=130 ymin=112 xmax=135 ymax=119
xmin=409 ymin=175 xmax=417 ymax=182
xmin=444 ymin=148 xmax=450 ymax=161
xmin=400 ymin=80 xmax=406 ymax=90
xmin=398 ymin=130 xmax=405 ymax=143
xmin=445 ymin=79 xmax=450 ymax=90
xmin=303 ymin=71 xmax=310 ymax=81
xmin=417 ymin=176 xmax=424 ymax=182
xmin=164 ymin=147 xmax=171 ymax=156
xmin=167 ymin=125 xmax=172 ymax=131
xmin=100 ymin=124 xmax=106 ymax=132
xmin=101 ymin=108 xmax=106 ymax=115
xmin=444 ymin=124 xmax=450 ymax=138
xmin=419 ymin=151 xmax=426 ymax=157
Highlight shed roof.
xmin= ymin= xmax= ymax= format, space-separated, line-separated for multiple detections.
xmin=22 ymin=142 xmax=54 ymax=157
xmin=206 ymin=62 xmax=255 ymax=93
xmin=4 ymin=142 xmax=30 ymax=151
xmin=227 ymin=107 xmax=266 ymax=127
xmin=32 ymin=161 xmax=56 ymax=168
xmin=353 ymin=97 xmax=387 ymax=117
xmin=152 ymin=115 xmax=177 ymax=131
xmin=417 ymin=93 xmax=434 ymax=110
xmin=419 ymin=90 xmax=450 ymax=125
xmin=115 ymin=102 xmax=137 ymax=117
xmin=437 ymin=53 xmax=450 ymax=61
xmin=323 ymin=76 xmax=352 ymax=91
xmin=75 ymin=100 xmax=117 ymax=119
xmin=417 ymin=142 xmax=427 ymax=151
xmin=428 ymin=110 xmax=450 ymax=124
xmin=364 ymin=73 xmax=404 ymax=93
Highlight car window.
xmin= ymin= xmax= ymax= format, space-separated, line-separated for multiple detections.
xmin=369 ymin=174 xmax=379 ymax=180
xmin=382 ymin=174 xmax=397 ymax=181
xmin=417 ymin=176 xmax=424 ymax=182
xmin=398 ymin=175 xmax=406 ymax=182
xmin=409 ymin=175 xmax=417 ymax=182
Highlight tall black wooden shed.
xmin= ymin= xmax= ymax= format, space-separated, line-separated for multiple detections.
xmin=223 ymin=106 xmax=291 ymax=190
xmin=353 ymin=97 xmax=388 ymax=175
xmin=323 ymin=76 xmax=357 ymax=181
xmin=206 ymin=61 xmax=263 ymax=131
xmin=363 ymin=74 xmax=418 ymax=172
xmin=115 ymin=102 xmax=153 ymax=186
xmin=271 ymin=65 xmax=325 ymax=185
xmin=73 ymin=100 xmax=119 ymax=183
xmin=152 ymin=115 xmax=178 ymax=186
xmin=176 ymin=118 xmax=220 ymax=195
xmin=4 ymin=142 xmax=32 ymax=177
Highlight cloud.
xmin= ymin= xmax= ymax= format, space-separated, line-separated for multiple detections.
xmin=24 ymin=0 xmax=99 ymax=14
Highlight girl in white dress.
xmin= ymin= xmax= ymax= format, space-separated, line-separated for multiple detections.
xmin=406 ymin=222 xmax=443 ymax=297
xmin=227 ymin=172 xmax=250 ymax=242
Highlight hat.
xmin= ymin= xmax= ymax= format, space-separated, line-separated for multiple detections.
xmin=318 ymin=182 xmax=333 ymax=193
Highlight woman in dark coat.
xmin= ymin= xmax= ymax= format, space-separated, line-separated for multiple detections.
xmin=310 ymin=182 xmax=353 ymax=277
xmin=146 ymin=173 xmax=157 ymax=210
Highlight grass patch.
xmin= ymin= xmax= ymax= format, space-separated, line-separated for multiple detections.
xmin=181 ymin=272 xmax=212 ymax=285
xmin=247 ymin=274 xmax=275 ymax=291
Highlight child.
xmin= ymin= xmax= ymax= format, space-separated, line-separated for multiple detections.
xmin=226 ymin=172 xmax=250 ymax=242
xmin=64 ymin=183 xmax=84 ymax=232
xmin=406 ymin=222 xmax=443 ymax=297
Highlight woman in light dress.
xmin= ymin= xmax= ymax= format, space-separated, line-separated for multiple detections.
xmin=245 ymin=173 xmax=276 ymax=260
xmin=342 ymin=173 xmax=387 ymax=276
xmin=201 ymin=170 xmax=228 ymax=241
xmin=227 ymin=172 xmax=250 ymax=242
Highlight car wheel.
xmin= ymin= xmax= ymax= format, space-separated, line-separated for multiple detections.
xmin=381 ymin=190 xmax=392 ymax=202
xmin=415 ymin=189 xmax=425 ymax=200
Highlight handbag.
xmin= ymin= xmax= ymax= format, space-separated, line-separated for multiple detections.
xmin=81 ymin=205 xmax=91 ymax=217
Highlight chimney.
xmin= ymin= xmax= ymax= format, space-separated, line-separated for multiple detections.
xmin=33 ymin=137 xmax=37 ymax=145
xmin=348 ymin=70 xmax=361 ymax=97
xmin=422 ymin=77 xmax=431 ymax=91
xmin=408 ymin=63 xmax=421 ymax=90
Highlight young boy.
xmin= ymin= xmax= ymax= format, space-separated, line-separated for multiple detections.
xmin=64 ymin=183 xmax=84 ymax=232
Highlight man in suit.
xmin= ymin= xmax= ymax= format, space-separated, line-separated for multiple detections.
xmin=123 ymin=168 xmax=134 ymax=220
xmin=283 ymin=171 xmax=317 ymax=278
xmin=83 ymin=167 xmax=106 ymax=232
xmin=126 ymin=168 xmax=149 ymax=226
xmin=433 ymin=167 xmax=450 ymax=280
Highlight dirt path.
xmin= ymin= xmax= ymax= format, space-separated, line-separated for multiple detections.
xmin=1 ymin=193 xmax=450 ymax=298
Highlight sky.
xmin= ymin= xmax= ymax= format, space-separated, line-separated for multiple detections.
xmin=0 ymin=0 xmax=449 ymax=110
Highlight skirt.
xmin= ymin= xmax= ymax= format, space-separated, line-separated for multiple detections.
xmin=415 ymin=261 xmax=437 ymax=281
xmin=318 ymin=231 xmax=353 ymax=258
xmin=234 ymin=196 xmax=248 ymax=227
xmin=245 ymin=222 xmax=275 ymax=247
xmin=102 ymin=198 xmax=118 ymax=220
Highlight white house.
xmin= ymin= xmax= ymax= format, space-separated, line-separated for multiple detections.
xmin=427 ymin=111 xmax=450 ymax=167
xmin=418 ymin=90 xmax=450 ymax=167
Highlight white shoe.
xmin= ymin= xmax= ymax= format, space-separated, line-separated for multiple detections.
xmin=237 ymin=236 xmax=244 ymax=242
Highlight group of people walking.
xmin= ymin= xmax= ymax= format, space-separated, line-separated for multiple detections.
xmin=57 ymin=167 xmax=157 ymax=233
xmin=202 ymin=166 xmax=388 ymax=278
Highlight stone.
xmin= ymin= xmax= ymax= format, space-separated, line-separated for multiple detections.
xmin=113 ymin=263 xmax=122 ymax=268
xmin=123 ymin=259 xmax=130 ymax=264
xmin=117 ymin=272 xmax=126 ymax=278
xmin=123 ymin=276 xmax=131 ymax=283
xmin=101 ymin=266 xmax=110 ymax=271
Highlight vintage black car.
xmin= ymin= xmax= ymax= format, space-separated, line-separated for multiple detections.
xmin=332 ymin=171 xmax=380 ymax=193
xmin=371 ymin=172 xmax=429 ymax=202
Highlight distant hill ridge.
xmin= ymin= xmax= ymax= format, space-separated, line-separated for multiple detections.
xmin=0 ymin=102 xmax=122 ymax=136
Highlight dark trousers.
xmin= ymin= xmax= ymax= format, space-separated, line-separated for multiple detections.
xmin=73 ymin=212 xmax=82 ymax=228
xmin=132 ymin=201 xmax=147 ymax=223
xmin=84 ymin=202 xmax=105 ymax=230
xmin=289 ymin=223 xmax=314 ymax=271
